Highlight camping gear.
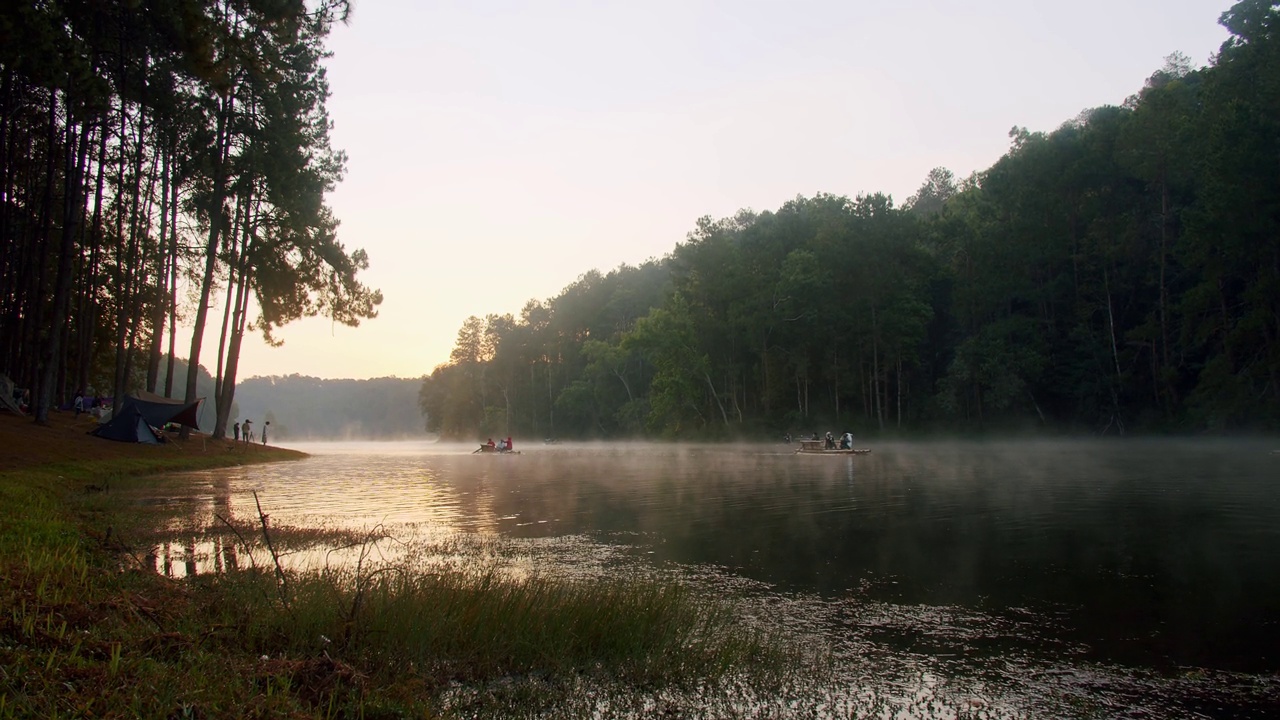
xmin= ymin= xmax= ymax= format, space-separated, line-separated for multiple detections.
xmin=90 ymin=392 xmax=203 ymax=443
xmin=92 ymin=405 xmax=165 ymax=443
xmin=0 ymin=374 xmax=25 ymax=416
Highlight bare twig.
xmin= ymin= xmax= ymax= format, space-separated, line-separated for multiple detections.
xmin=94 ymin=521 xmax=151 ymax=571
xmin=129 ymin=602 xmax=166 ymax=633
xmin=346 ymin=566 xmax=402 ymax=626
xmin=212 ymin=513 xmax=259 ymax=572
xmin=338 ymin=523 xmax=406 ymax=645
xmin=322 ymin=522 xmax=400 ymax=567
xmin=253 ymin=491 xmax=291 ymax=610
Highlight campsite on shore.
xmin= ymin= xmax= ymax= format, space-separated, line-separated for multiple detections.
xmin=0 ymin=406 xmax=301 ymax=473
xmin=0 ymin=411 xmax=785 ymax=718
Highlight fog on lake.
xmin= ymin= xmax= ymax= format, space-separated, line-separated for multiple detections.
xmin=136 ymin=439 xmax=1280 ymax=718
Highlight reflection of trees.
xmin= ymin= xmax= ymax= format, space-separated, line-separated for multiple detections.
xmin=468 ymin=443 xmax=1279 ymax=671
xmin=465 ymin=477 xmax=502 ymax=535
xmin=145 ymin=470 xmax=247 ymax=578
xmin=209 ymin=473 xmax=239 ymax=575
xmin=221 ymin=535 xmax=239 ymax=572
xmin=471 ymin=444 xmax=1275 ymax=612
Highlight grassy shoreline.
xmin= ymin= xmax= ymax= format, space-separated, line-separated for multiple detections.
xmin=0 ymin=413 xmax=791 ymax=718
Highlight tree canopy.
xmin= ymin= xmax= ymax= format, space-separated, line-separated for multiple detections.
xmin=421 ymin=1 xmax=1280 ymax=438
xmin=0 ymin=0 xmax=380 ymax=437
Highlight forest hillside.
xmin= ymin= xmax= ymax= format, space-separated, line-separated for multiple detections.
xmin=420 ymin=0 xmax=1280 ymax=440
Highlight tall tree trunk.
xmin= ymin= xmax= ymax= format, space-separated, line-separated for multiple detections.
xmin=832 ymin=345 xmax=840 ymax=420
xmin=183 ymin=93 xmax=234 ymax=432
xmin=612 ymin=366 xmax=633 ymax=402
xmin=1157 ymin=177 xmax=1174 ymax=410
xmin=213 ymin=188 xmax=254 ymax=438
xmin=27 ymin=89 xmax=59 ymax=406
xmin=896 ymin=354 xmax=902 ymax=429
xmin=547 ymin=360 xmax=554 ymax=437
xmin=0 ymin=68 xmax=14 ymax=367
xmin=872 ymin=307 xmax=883 ymax=430
xmin=113 ymin=93 xmax=157 ymax=410
xmin=760 ymin=338 xmax=770 ymax=414
xmin=214 ymin=187 xmax=247 ymax=404
xmin=77 ymin=119 xmax=109 ymax=399
xmin=795 ymin=371 xmax=802 ymax=417
xmin=216 ymin=244 xmax=252 ymax=440
xmin=1104 ymin=266 xmax=1123 ymax=427
xmin=146 ymin=149 xmax=171 ymax=392
xmin=164 ymin=173 xmax=179 ymax=397
xmin=35 ymin=111 xmax=91 ymax=423
xmin=111 ymin=88 xmax=134 ymax=412
xmin=702 ymin=371 xmax=729 ymax=426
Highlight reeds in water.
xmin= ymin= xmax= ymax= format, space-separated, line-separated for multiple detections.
xmin=207 ymin=556 xmax=775 ymax=688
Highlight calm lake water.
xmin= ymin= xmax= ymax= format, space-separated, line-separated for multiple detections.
xmin=140 ymin=439 xmax=1280 ymax=718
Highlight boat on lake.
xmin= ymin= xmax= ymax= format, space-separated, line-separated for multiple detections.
xmin=473 ymin=444 xmax=521 ymax=455
xmin=795 ymin=439 xmax=870 ymax=455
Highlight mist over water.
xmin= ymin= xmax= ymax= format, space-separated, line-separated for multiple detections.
xmin=134 ymin=439 xmax=1280 ymax=717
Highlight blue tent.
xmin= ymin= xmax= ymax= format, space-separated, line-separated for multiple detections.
xmin=90 ymin=393 xmax=203 ymax=444
xmin=91 ymin=405 xmax=163 ymax=443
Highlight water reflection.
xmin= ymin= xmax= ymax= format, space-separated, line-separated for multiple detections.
xmin=127 ymin=439 xmax=1280 ymax=717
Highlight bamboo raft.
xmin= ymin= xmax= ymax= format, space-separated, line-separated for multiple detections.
xmin=795 ymin=440 xmax=870 ymax=455
xmin=473 ymin=445 xmax=522 ymax=455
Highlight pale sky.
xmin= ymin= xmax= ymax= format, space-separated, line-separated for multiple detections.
xmin=216 ymin=0 xmax=1232 ymax=381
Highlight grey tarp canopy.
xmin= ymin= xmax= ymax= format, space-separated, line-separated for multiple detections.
xmin=90 ymin=392 xmax=204 ymax=443
xmin=0 ymin=374 xmax=25 ymax=415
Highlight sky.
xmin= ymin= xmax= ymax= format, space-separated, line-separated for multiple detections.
xmin=220 ymin=0 xmax=1232 ymax=381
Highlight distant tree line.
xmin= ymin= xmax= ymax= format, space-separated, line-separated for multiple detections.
xmin=421 ymin=0 xmax=1280 ymax=439
xmin=0 ymin=0 xmax=380 ymax=436
xmin=235 ymin=375 xmax=425 ymax=440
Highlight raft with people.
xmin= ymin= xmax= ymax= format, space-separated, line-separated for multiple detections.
xmin=795 ymin=441 xmax=870 ymax=455
xmin=473 ymin=436 xmax=520 ymax=454
xmin=794 ymin=433 xmax=870 ymax=455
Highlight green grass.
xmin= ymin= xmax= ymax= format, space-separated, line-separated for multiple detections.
xmin=0 ymin=453 xmax=794 ymax=718
xmin=207 ymin=566 xmax=770 ymax=683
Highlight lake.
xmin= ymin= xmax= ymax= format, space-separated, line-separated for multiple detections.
xmin=138 ymin=439 xmax=1280 ymax=718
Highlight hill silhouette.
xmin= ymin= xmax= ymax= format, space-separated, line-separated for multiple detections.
xmin=232 ymin=375 xmax=426 ymax=441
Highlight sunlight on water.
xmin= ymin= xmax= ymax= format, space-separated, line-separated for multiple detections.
xmin=126 ymin=439 xmax=1280 ymax=718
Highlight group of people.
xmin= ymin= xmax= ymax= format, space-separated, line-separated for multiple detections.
xmin=72 ymin=391 xmax=104 ymax=417
xmin=823 ymin=431 xmax=854 ymax=450
xmin=485 ymin=436 xmax=515 ymax=452
xmin=233 ymin=419 xmax=269 ymax=445
xmin=12 ymin=387 xmax=29 ymax=414
xmin=787 ymin=431 xmax=854 ymax=449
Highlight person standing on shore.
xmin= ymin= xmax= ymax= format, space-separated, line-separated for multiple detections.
xmin=262 ymin=422 xmax=269 ymax=446
xmin=242 ymin=419 xmax=253 ymax=444
xmin=234 ymin=422 xmax=240 ymax=442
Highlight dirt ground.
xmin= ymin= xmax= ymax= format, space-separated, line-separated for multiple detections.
xmin=0 ymin=407 xmax=292 ymax=472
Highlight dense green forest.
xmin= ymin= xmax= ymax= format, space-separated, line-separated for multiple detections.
xmin=421 ymin=0 xmax=1280 ymax=439
xmin=234 ymin=375 xmax=425 ymax=440
xmin=0 ymin=0 xmax=380 ymax=438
